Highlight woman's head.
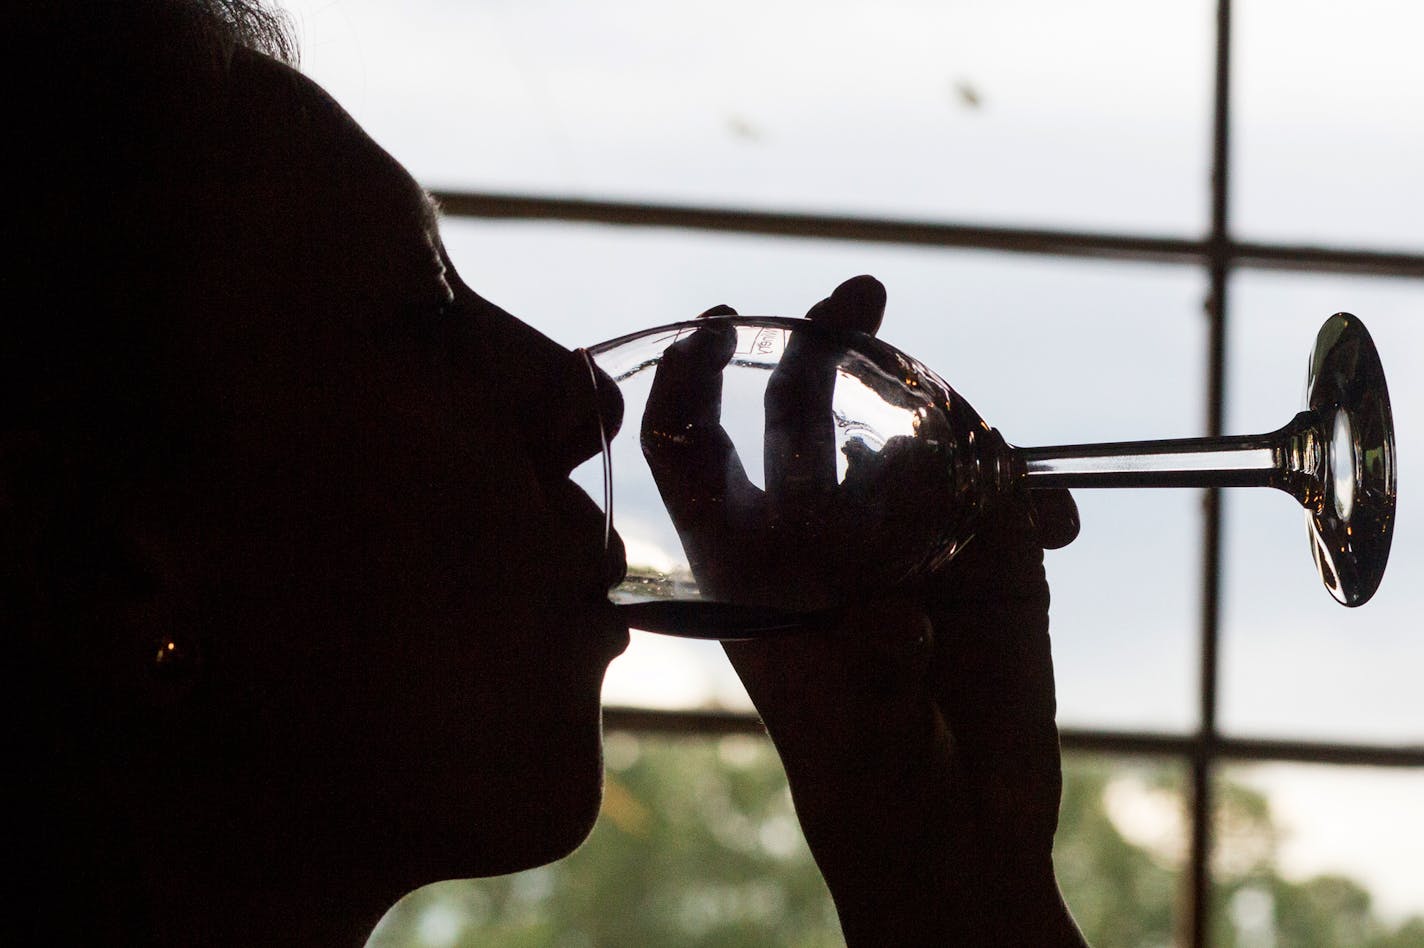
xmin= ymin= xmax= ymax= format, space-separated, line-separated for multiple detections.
xmin=8 ymin=3 xmax=626 ymax=941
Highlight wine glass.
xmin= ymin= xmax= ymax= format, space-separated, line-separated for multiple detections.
xmin=573 ymin=312 xmax=1395 ymax=639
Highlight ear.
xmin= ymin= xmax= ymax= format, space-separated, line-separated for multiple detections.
xmin=92 ymin=519 xmax=211 ymax=714
xmin=5 ymin=462 xmax=206 ymax=723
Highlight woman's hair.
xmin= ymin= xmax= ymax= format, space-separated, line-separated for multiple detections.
xmin=185 ymin=0 xmax=299 ymax=65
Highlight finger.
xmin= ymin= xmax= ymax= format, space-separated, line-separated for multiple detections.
xmin=642 ymin=306 xmax=753 ymax=498
xmin=763 ymin=337 xmax=839 ymax=508
xmin=641 ymin=306 xmax=762 ymax=589
xmin=642 ymin=313 xmax=738 ymax=437
xmin=1029 ymin=487 xmax=1080 ymax=550
xmin=804 ymin=274 xmax=887 ymax=335
xmin=762 ymin=277 xmax=886 ymax=509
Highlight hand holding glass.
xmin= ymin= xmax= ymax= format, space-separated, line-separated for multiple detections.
xmin=574 ymin=313 xmax=1395 ymax=638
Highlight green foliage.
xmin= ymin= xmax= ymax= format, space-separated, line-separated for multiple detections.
xmin=1053 ymin=760 xmax=1179 ymax=946
xmin=369 ymin=735 xmax=840 ymax=947
xmin=367 ymin=738 xmax=1422 ymax=948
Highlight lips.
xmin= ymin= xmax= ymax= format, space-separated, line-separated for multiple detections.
xmin=546 ymin=475 xmax=630 ymax=658
xmin=588 ymin=595 xmax=631 ymax=660
xmin=590 ymin=526 xmax=630 ymax=658
xmin=603 ymin=524 xmax=628 ymax=591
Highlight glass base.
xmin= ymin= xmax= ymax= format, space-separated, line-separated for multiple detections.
xmin=1303 ymin=313 xmax=1396 ymax=606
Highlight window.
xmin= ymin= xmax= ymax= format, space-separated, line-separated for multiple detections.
xmin=286 ymin=1 xmax=1423 ymax=943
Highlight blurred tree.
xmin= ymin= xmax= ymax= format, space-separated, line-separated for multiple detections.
xmin=1052 ymin=760 xmax=1178 ymax=945
xmin=366 ymin=737 xmax=1423 ymax=948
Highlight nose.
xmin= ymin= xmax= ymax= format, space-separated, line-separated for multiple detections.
xmin=547 ymin=348 xmax=623 ymax=478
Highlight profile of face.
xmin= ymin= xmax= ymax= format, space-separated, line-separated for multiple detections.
xmin=43 ymin=38 xmax=628 ymax=937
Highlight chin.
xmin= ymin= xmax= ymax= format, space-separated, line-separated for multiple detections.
xmin=352 ymin=758 xmax=604 ymax=901
xmin=372 ymin=621 xmax=616 ymax=883
xmin=478 ymin=720 xmax=608 ymax=875
xmin=493 ymin=783 xmax=603 ymax=874
xmin=401 ymin=708 xmax=609 ymax=882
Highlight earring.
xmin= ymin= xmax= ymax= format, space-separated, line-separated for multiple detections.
xmin=143 ymin=630 xmax=204 ymax=704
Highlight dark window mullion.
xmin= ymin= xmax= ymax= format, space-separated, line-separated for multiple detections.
xmin=601 ymin=708 xmax=1424 ymax=768
xmin=432 ymin=193 xmax=1424 ymax=278
xmin=1190 ymin=2 xmax=1235 ymax=946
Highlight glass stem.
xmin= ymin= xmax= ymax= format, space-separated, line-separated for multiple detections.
xmin=1012 ymin=411 xmax=1318 ymax=493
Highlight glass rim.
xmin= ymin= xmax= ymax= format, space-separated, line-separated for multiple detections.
xmin=574 ymin=347 xmax=614 ymax=554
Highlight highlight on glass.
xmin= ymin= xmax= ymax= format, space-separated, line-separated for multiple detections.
xmin=574 ymin=313 xmax=1395 ymax=639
